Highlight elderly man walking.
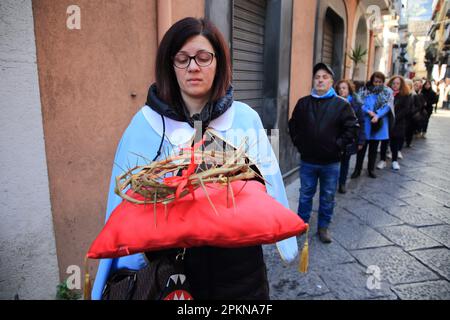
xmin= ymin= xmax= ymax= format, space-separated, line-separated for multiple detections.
xmin=289 ymin=63 xmax=358 ymax=243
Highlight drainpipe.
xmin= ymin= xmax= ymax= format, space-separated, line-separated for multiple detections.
xmin=157 ymin=0 xmax=172 ymax=44
xmin=367 ymin=29 xmax=374 ymax=80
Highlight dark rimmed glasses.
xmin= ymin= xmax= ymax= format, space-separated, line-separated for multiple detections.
xmin=173 ymin=51 xmax=215 ymax=69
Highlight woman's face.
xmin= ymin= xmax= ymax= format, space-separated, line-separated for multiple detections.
xmin=173 ymin=35 xmax=217 ymax=102
xmin=372 ymin=77 xmax=384 ymax=87
xmin=337 ymin=82 xmax=349 ymax=98
xmin=424 ymin=82 xmax=431 ymax=90
xmin=391 ymin=78 xmax=401 ymax=91
xmin=414 ymin=80 xmax=422 ymax=92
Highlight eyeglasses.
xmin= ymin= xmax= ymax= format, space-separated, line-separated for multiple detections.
xmin=173 ymin=51 xmax=215 ymax=69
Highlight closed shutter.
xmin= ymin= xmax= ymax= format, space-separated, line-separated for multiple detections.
xmin=232 ymin=0 xmax=267 ymax=115
xmin=322 ymin=17 xmax=334 ymax=67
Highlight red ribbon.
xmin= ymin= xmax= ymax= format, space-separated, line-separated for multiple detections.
xmin=163 ymin=139 xmax=205 ymax=200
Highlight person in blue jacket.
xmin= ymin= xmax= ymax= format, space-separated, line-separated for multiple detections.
xmin=351 ymin=72 xmax=394 ymax=179
xmin=335 ymin=79 xmax=365 ymax=193
xmin=91 ymin=17 xmax=298 ymax=300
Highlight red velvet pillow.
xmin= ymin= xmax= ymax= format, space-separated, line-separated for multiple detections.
xmin=88 ymin=180 xmax=307 ymax=259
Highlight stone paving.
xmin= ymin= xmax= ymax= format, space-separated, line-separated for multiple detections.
xmin=263 ymin=110 xmax=450 ymax=300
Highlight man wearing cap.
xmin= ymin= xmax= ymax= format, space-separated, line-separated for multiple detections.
xmin=289 ymin=63 xmax=358 ymax=243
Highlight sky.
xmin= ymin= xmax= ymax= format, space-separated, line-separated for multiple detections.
xmin=407 ymin=0 xmax=434 ymax=21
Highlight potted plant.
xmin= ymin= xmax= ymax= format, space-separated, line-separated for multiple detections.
xmin=348 ymin=45 xmax=368 ymax=80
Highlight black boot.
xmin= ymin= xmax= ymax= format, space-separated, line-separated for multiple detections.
xmin=338 ymin=184 xmax=346 ymax=194
xmin=368 ymin=171 xmax=377 ymax=178
xmin=350 ymin=170 xmax=361 ymax=179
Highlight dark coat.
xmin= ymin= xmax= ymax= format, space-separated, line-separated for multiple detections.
xmin=410 ymin=93 xmax=428 ymax=125
xmin=289 ymin=94 xmax=359 ymax=164
xmin=390 ymin=94 xmax=411 ymax=139
xmin=184 ymin=246 xmax=269 ymax=299
xmin=347 ymin=94 xmax=366 ymax=154
xmin=422 ymin=88 xmax=438 ymax=116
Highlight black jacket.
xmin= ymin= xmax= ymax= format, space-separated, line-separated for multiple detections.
xmin=289 ymin=95 xmax=359 ymax=164
xmin=348 ymin=94 xmax=366 ymax=154
xmin=410 ymin=93 xmax=427 ymax=124
xmin=184 ymin=246 xmax=269 ymax=299
xmin=422 ymin=88 xmax=438 ymax=115
xmin=390 ymin=94 xmax=411 ymax=138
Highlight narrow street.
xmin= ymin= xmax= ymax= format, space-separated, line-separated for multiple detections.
xmin=264 ymin=110 xmax=450 ymax=300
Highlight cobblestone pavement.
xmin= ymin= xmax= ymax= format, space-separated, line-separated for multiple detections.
xmin=263 ymin=109 xmax=450 ymax=300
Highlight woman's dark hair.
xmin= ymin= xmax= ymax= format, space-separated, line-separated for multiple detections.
xmin=335 ymin=79 xmax=355 ymax=96
xmin=155 ymin=17 xmax=232 ymax=110
xmin=423 ymin=79 xmax=432 ymax=89
xmin=368 ymin=71 xmax=386 ymax=87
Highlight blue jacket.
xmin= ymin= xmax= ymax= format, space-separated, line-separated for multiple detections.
xmin=91 ymin=101 xmax=299 ymax=299
xmin=362 ymin=94 xmax=391 ymax=141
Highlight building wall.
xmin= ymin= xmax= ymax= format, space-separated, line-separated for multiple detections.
xmin=343 ymin=0 xmax=359 ymax=79
xmin=172 ymin=0 xmax=205 ymax=23
xmin=32 ymin=0 xmax=204 ymax=287
xmin=314 ymin=0 xmax=348 ymax=80
xmin=350 ymin=4 xmax=371 ymax=81
xmin=0 ymin=0 xmax=59 ymax=299
xmin=282 ymin=0 xmax=317 ymax=180
xmin=289 ymin=0 xmax=317 ymax=117
xmin=367 ymin=30 xmax=376 ymax=78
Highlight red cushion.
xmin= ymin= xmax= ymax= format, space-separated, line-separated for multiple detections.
xmin=88 ymin=180 xmax=307 ymax=259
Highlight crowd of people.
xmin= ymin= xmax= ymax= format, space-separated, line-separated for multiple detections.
xmin=289 ymin=63 xmax=439 ymax=244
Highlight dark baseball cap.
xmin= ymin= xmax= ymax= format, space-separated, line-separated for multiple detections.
xmin=313 ymin=62 xmax=335 ymax=78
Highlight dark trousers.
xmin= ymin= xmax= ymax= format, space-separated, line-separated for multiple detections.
xmin=339 ymin=153 xmax=351 ymax=186
xmin=354 ymin=140 xmax=380 ymax=173
xmin=421 ymin=113 xmax=432 ymax=133
xmin=184 ymin=246 xmax=270 ymax=299
xmin=380 ymin=137 xmax=404 ymax=162
xmin=405 ymin=120 xmax=416 ymax=147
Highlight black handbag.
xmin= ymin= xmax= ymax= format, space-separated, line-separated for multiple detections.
xmin=371 ymin=117 xmax=383 ymax=133
xmin=101 ymin=249 xmax=193 ymax=300
xmin=412 ymin=110 xmax=423 ymax=123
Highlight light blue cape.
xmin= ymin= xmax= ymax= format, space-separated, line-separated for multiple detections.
xmin=91 ymin=101 xmax=298 ymax=299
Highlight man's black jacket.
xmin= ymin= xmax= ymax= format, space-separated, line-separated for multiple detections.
xmin=289 ymin=94 xmax=359 ymax=165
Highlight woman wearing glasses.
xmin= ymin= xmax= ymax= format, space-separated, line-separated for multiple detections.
xmin=91 ymin=17 xmax=298 ymax=300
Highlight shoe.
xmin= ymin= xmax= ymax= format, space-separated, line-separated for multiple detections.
xmin=398 ymin=151 xmax=403 ymax=159
xmin=351 ymin=170 xmax=361 ymax=179
xmin=376 ymin=160 xmax=386 ymax=170
xmin=368 ymin=171 xmax=377 ymax=178
xmin=318 ymin=228 xmax=332 ymax=243
xmin=338 ymin=184 xmax=347 ymax=194
xmin=392 ymin=161 xmax=400 ymax=170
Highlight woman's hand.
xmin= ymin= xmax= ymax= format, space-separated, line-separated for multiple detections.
xmin=358 ymin=144 xmax=364 ymax=151
xmin=368 ymin=111 xmax=376 ymax=117
xmin=371 ymin=115 xmax=379 ymax=123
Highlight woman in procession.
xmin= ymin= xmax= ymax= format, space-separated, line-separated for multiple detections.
xmin=335 ymin=79 xmax=365 ymax=193
xmin=351 ymin=72 xmax=394 ymax=179
xmin=377 ymin=76 xmax=410 ymax=171
xmin=91 ymin=17 xmax=298 ymax=300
